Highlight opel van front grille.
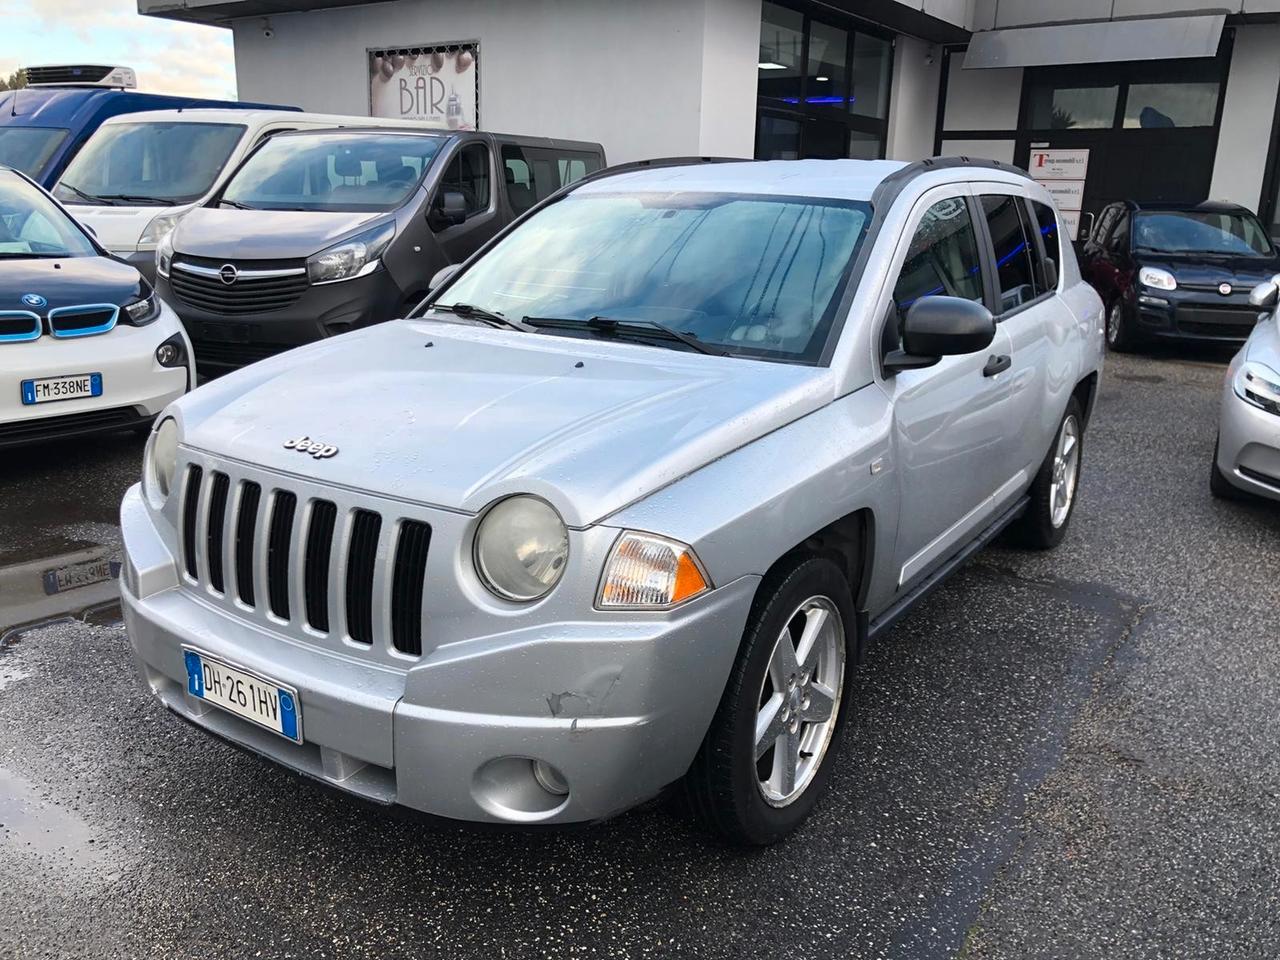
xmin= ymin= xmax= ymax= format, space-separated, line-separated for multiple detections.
xmin=170 ymin=257 xmax=308 ymax=316
xmin=178 ymin=463 xmax=430 ymax=658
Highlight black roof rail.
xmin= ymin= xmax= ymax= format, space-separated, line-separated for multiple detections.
xmin=570 ymin=155 xmax=753 ymax=190
xmin=870 ymin=155 xmax=1035 ymax=211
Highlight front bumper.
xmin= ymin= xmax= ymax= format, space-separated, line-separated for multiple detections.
xmin=119 ymin=484 xmax=758 ymax=824
xmin=1218 ymin=377 xmax=1280 ymax=502
xmin=1134 ymin=288 xmax=1265 ymax=344
xmin=158 ymin=267 xmax=404 ymax=377
xmin=0 ymin=303 xmax=191 ymax=448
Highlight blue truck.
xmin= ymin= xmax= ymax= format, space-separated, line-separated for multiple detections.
xmin=0 ymin=64 xmax=295 ymax=188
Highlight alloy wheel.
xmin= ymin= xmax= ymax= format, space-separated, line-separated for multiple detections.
xmin=1050 ymin=415 xmax=1080 ymax=528
xmin=1107 ymin=303 xmax=1123 ymax=345
xmin=754 ymin=596 xmax=845 ymax=807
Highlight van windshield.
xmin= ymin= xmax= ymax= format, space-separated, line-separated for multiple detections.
xmin=219 ymin=132 xmax=444 ymax=212
xmin=0 ymin=127 xmax=69 ymax=176
xmin=1134 ymin=210 xmax=1275 ymax=258
xmin=55 ymin=121 xmax=245 ymax=206
xmin=439 ymin=190 xmax=873 ymax=363
xmin=0 ymin=170 xmax=97 ymax=258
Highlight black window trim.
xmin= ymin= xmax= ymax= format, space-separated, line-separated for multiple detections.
xmin=972 ymin=188 xmax=1053 ymax=322
xmin=430 ymin=137 xmax=495 ymax=225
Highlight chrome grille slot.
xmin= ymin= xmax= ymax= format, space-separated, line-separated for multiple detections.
xmin=345 ymin=510 xmax=382 ymax=645
xmin=235 ymin=481 xmax=262 ymax=607
xmin=304 ymin=500 xmax=338 ymax=633
xmin=181 ymin=466 xmax=203 ymax=580
xmin=206 ymin=472 xmax=230 ymax=593
xmin=267 ymin=491 xmax=297 ymax=620
xmin=391 ymin=521 xmax=432 ymax=656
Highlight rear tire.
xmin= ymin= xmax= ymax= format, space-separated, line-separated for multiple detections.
xmin=1210 ymin=437 xmax=1240 ymax=500
xmin=684 ymin=556 xmax=855 ymax=846
xmin=1011 ymin=398 xmax=1084 ymax=549
xmin=1105 ymin=300 xmax=1139 ymax=353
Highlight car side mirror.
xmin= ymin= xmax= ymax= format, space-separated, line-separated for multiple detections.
xmin=1079 ymin=211 xmax=1095 ymax=243
xmin=434 ymin=190 xmax=467 ymax=227
xmin=884 ymin=297 xmax=996 ymax=373
xmin=429 ymin=263 xmax=461 ymax=291
xmin=1040 ymin=257 xmax=1058 ymax=291
xmin=1248 ymin=275 xmax=1280 ymax=309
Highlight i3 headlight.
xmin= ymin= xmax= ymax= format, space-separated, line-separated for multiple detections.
xmin=1139 ymin=266 xmax=1177 ymax=292
xmin=143 ymin=416 xmax=181 ymax=506
xmin=156 ymin=230 xmax=174 ymax=279
xmin=122 ymin=287 xmax=161 ymax=326
xmin=597 ymin=532 xmax=710 ymax=610
xmin=138 ymin=210 xmax=186 ymax=249
xmin=306 ymin=221 xmax=395 ymax=285
xmin=1234 ymin=360 xmax=1280 ymax=415
xmin=474 ymin=496 xmax=569 ymax=602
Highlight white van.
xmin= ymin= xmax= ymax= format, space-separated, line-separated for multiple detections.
xmin=51 ymin=109 xmax=432 ymax=280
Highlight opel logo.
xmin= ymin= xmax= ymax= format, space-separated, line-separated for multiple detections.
xmin=1218 ymin=282 xmax=1233 ymax=296
xmin=219 ymin=264 xmax=239 ymax=285
xmin=20 ymin=293 xmax=47 ymax=308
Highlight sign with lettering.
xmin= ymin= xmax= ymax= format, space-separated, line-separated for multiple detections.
xmin=1028 ymin=147 xmax=1089 ymax=240
xmin=369 ymin=43 xmax=478 ymax=130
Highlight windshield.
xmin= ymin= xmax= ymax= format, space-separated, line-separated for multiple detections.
xmin=1134 ymin=210 xmax=1275 ymax=258
xmin=0 ymin=171 xmax=97 ymax=258
xmin=439 ymin=191 xmax=873 ymax=363
xmin=0 ymin=127 xmax=69 ymax=176
xmin=220 ymin=132 xmax=443 ymax=212
xmin=54 ymin=121 xmax=245 ymax=206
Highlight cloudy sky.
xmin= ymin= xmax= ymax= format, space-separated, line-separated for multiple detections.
xmin=0 ymin=0 xmax=236 ymax=98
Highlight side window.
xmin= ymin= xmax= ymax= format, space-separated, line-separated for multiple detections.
xmin=890 ymin=197 xmax=984 ymax=335
xmin=1031 ymin=200 xmax=1060 ymax=290
xmin=501 ymin=144 xmax=538 ymax=215
xmin=1108 ymin=212 xmax=1130 ymax=253
xmin=439 ymin=142 xmax=491 ymax=219
xmin=980 ymin=194 xmax=1037 ymax=313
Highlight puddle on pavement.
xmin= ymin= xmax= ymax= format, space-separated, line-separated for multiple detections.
xmin=0 ymin=532 xmax=122 ymax=639
xmin=0 ymin=767 xmax=114 ymax=874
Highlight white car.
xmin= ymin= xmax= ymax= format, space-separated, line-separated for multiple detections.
xmin=0 ymin=166 xmax=193 ymax=447
xmin=52 ymin=109 xmax=454 ymax=281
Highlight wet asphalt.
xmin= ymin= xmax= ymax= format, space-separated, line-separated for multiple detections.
xmin=0 ymin=347 xmax=1278 ymax=960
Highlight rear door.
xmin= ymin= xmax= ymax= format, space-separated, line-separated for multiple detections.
xmin=881 ymin=185 xmax=1017 ymax=592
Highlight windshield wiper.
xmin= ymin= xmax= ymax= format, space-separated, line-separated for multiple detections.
xmin=91 ymin=193 xmax=175 ymax=206
xmin=0 ymin=252 xmax=64 ymax=259
xmin=430 ymin=301 xmax=531 ymax=333
xmin=56 ymin=183 xmax=109 ymax=205
xmin=218 ymin=198 xmax=255 ymax=210
xmin=524 ymin=315 xmax=726 ymax=356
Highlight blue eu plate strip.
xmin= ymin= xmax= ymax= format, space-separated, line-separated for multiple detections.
xmin=184 ymin=650 xmax=205 ymax=697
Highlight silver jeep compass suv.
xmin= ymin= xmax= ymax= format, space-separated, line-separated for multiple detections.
xmin=121 ymin=157 xmax=1104 ymax=845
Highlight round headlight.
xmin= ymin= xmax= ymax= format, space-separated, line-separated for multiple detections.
xmin=474 ymin=496 xmax=568 ymax=602
xmin=145 ymin=417 xmax=181 ymax=503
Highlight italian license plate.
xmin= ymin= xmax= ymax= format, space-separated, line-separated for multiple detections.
xmin=21 ymin=372 xmax=103 ymax=405
xmin=182 ymin=649 xmax=302 ymax=742
xmin=42 ymin=557 xmax=119 ymax=595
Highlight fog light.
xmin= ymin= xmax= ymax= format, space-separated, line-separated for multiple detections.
xmin=532 ymin=759 xmax=569 ymax=797
xmin=155 ymin=334 xmax=186 ymax=368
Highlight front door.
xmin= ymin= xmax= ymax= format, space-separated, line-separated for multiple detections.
xmin=429 ymin=139 xmax=500 ymax=264
xmin=880 ymin=188 xmax=1018 ymax=593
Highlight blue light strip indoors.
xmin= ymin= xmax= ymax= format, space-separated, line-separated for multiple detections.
xmin=0 ymin=310 xmax=42 ymax=343
xmin=48 ymin=302 xmax=119 ymax=339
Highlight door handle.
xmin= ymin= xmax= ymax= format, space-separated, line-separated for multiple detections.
xmin=983 ymin=354 xmax=1011 ymax=377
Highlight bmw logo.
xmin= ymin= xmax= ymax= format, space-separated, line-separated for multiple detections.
xmin=20 ymin=293 xmax=47 ymax=308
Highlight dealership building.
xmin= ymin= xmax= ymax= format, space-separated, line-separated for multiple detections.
xmin=141 ymin=0 xmax=1280 ymax=240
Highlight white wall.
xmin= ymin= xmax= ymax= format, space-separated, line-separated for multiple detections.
xmin=943 ymin=56 xmax=1022 ymax=130
xmin=1209 ymin=23 xmax=1280 ymax=212
xmin=939 ymin=137 xmax=1015 ymax=162
xmin=886 ymin=35 xmax=942 ymax=160
xmin=231 ymin=0 xmax=741 ymax=164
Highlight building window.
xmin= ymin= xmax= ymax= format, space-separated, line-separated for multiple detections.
xmin=756 ymin=2 xmax=892 ymax=160
xmin=1028 ymin=84 xmax=1119 ymax=130
xmin=1123 ymin=82 xmax=1220 ymax=128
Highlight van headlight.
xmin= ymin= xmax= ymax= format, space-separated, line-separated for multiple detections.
xmin=1138 ymin=266 xmax=1177 ymax=291
xmin=474 ymin=496 xmax=569 ymax=602
xmin=597 ymin=532 xmax=710 ymax=609
xmin=138 ymin=211 xmax=185 ymax=249
xmin=143 ymin=417 xmax=181 ymax=505
xmin=306 ymin=222 xmax=395 ymax=285
xmin=1235 ymin=361 xmax=1280 ymax=415
xmin=156 ymin=230 xmax=174 ymax=278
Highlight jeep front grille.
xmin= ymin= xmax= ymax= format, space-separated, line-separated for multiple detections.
xmin=178 ymin=463 xmax=430 ymax=658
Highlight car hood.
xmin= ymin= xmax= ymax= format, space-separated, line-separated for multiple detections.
xmin=68 ymin=204 xmax=183 ymax=252
xmin=0 ymin=255 xmax=142 ymax=311
xmin=176 ymin=320 xmax=834 ymax=526
xmin=171 ymin=207 xmax=385 ymax=261
xmin=1144 ymin=256 xmax=1280 ymax=289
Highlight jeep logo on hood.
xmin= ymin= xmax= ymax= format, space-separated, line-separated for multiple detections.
xmin=283 ymin=435 xmax=339 ymax=459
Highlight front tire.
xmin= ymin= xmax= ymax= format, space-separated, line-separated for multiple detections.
xmin=685 ymin=556 xmax=854 ymax=846
xmin=1011 ymin=398 xmax=1084 ymax=549
xmin=1105 ymin=300 xmax=1139 ymax=353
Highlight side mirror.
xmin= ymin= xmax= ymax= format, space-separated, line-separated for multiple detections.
xmin=435 ymin=190 xmax=467 ymax=226
xmin=1248 ymin=275 xmax=1280 ymax=309
xmin=1078 ymin=211 xmax=1095 ymax=244
xmin=429 ymin=263 xmax=461 ymax=291
xmin=1040 ymin=257 xmax=1058 ymax=291
xmin=884 ymin=296 xmax=995 ymax=373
